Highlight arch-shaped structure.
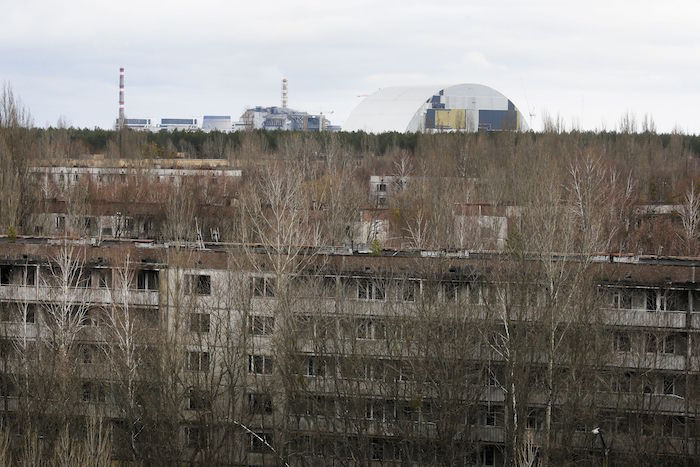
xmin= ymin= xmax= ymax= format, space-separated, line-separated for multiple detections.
xmin=344 ymin=83 xmax=528 ymax=133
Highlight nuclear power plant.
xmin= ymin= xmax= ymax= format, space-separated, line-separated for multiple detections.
xmin=115 ymin=69 xmax=337 ymax=133
xmin=115 ymin=68 xmax=528 ymax=134
xmin=344 ymin=84 xmax=529 ymax=133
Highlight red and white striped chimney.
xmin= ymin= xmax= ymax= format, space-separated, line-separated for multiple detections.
xmin=119 ymin=67 xmax=125 ymax=126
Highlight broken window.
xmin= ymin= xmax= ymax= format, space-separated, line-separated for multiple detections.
xmin=137 ymin=270 xmax=159 ymax=291
xmin=185 ymin=274 xmax=210 ymax=295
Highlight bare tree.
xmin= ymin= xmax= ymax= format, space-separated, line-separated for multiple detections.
xmin=0 ymin=83 xmax=36 ymax=234
xmin=103 ymin=253 xmax=144 ymax=460
xmin=678 ymin=184 xmax=699 ymax=255
xmin=42 ymin=243 xmax=89 ymax=358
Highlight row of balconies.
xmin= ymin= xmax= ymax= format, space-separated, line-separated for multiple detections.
xmin=0 ymin=284 xmax=159 ymax=307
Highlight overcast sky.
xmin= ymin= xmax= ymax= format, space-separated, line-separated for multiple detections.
xmin=1 ymin=0 xmax=698 ymax=133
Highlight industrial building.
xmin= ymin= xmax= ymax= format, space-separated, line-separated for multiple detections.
xmin=122 ymin=118 xmax=153 ymax=130
xmin=115 ymin=68 xmax=338 ymax=133
xmin=237 ymin=106 xmax=334 ymax=132
xmin=344 ymin=83 xmax=529 ymax=133
xmin=158 ymin=118 xmax=199 ymax=132
xmin=201 ymin=115 xmax=233 ymax=132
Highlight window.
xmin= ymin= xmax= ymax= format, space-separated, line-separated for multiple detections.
xmin=185 ymin=351 xmax=210 ymax=372
xmin=249 ymin=315 xmax=275 ymax=336
xmin=356 ymin=318 xmax=385 ymax=340
xmin=249 ymin=432 xmax=274 ymax=453
xmin=81 ymin=382 xmax=107 ymax=403
xmin=527 ymin=408 xmax=545 ymax=431
xmin=398 ymin=401 xmax=419 ymax=422
xmin=661 ymin=335 xmax=675 ymax=354
xmin=185 ymin=425 xmax=207 ymax=449
xmin=483 ymin=405 xmax=504 ymax=427
xmin=480 ymin=446 xmax=496 ymax=466
xmin=486 ymin=366 xmax=504 ymax=387
xmin=135 ymin=307 xmax=159 ymax=328
xmin=252 ymin=276 xmax=275 ymax=297
xmin=363 ymin=360 xmax=385 ymax=381
xmin=365 ymin=399 xmax=385 ymax=421
xmin=93 ymin=269 xmax=111 ymax=288
xmin=442 ymin=281 xmax=471 ymax=303
xmin=187 ymin=388 xmax=211 ymax=410
xmin=303 ymin=357 xmax=326 ymax=377
xmin=80 ymin=344 xmax=94 ymax=364
xmin=23 ymin=266 xmax=36 ymax=286
xmin=399 ymin=363 xmax=414 ymax=382
xmin=248 ymin=354 xmax=273 ymax=374
xmin=370 ymin=438 xmax=384 ymax=461
xmin=321 ymin=276 xmax=337 ymax=297
xmin=646 ymin=289 xmax=658 ymax=311
xmin=613 ymin=373 xmax=632 ymax=393
xmin=663 ymin=376 xmax=675 ymax=395
xmin=24 ymin=304 xmax=36 ymax=324
xmin=0 ymin=266 xmax=12 ymax=285
xmin=186 ymin=274 xmax=210 ymax=295
xmin=190 ymin=313 xmax=210 ymax=333
xmin=137 ymin=269 xmax=159 ymax=291
xmin=645 ymin=333 xmax=657 ymax=353
xmin=357 ymin=278 xmax=384 ymax=301
xmin=248 ymin=393 xmax=273 ymax=415
xmin=0 ymin=302 xmax=15 ymax=322
xmin=400 ymin=280 xmax=418 ymax=302
xmin=666 ymin=290 xmax=689 ymax=311
xmin=613 ymin=331 xmax=631 ymax=352
xmin=608 ymin=288 xmax=631 ymax=309
xmin=377 ymin=183 xmax=387 ymax=192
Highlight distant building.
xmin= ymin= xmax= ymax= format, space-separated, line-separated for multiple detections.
xmin=237 ymin=106 xmax=336 ymax=132
xmin=202 ymin=115 xmax=232 ymax=132
xmin=344 ymin=83 xmax=529 ymax=133
xmin=158 ymin=118 xmax=199 ymax=132
xmin=116 ymin=118 xmax=154 ymax=131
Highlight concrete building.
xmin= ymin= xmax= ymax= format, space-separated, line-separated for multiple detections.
xmin=158 ymin=118 xmax=199 ymax=132
xmin=237 ymin=106 xmax=335 ymax=132
xmin=201 ymin=115 xmax=232 ymax=132
xmin=0 ymin=237 xmax=697 ymax=465
xmin=121 ymin=118 xmax=154 ymax=131
xmin=344 ymin=84 xmax=529 ymax=133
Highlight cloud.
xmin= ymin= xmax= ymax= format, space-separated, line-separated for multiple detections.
xmin=0 ymin=0 xmax=698 ymax=132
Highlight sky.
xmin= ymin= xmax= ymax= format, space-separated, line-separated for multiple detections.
xmin=1 ymin=0 xmax=699 ymax=133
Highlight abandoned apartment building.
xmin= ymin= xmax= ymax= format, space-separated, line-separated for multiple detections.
xmin=0 ymin=236 xmax=698 ymax=466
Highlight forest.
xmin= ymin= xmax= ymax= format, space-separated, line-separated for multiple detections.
xmin=0 ymin=84 xmax=698 ymax=466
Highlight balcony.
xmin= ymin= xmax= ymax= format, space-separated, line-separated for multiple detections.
xmin=0 ymin=284 xmax=159 ymax=307
xmin=603 ymin=308 xmax=686 ymax=329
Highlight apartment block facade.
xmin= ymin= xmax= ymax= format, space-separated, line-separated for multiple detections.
xmin=0 ymin=238 xmax=698 ymax=466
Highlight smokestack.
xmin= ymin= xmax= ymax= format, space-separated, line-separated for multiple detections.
xmin=119 ymin=67 xmax=125 ymax=127
xmin=282 ymin=78 xmax=288 ymax=109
